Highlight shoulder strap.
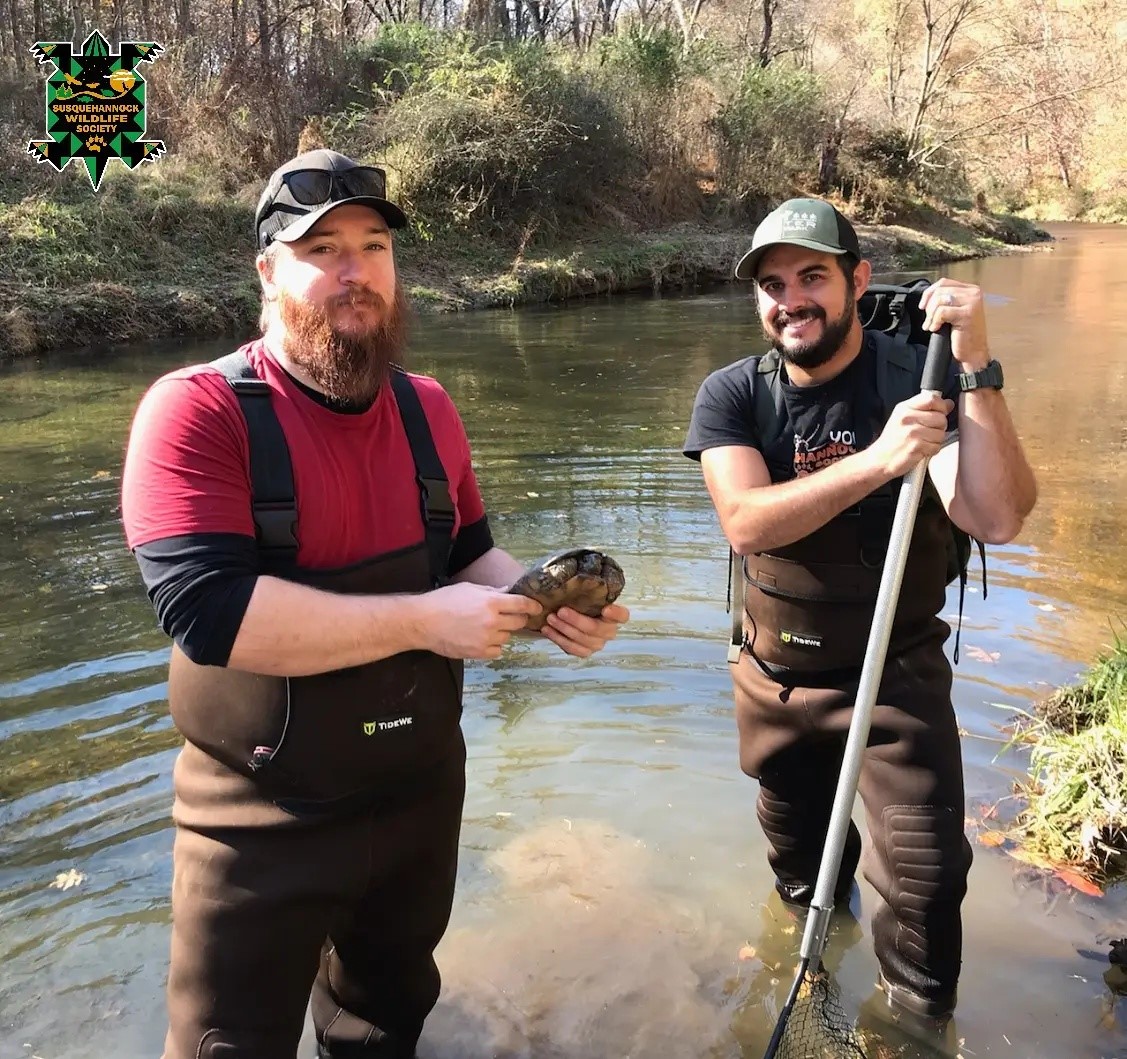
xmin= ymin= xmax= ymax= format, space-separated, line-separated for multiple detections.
xmin=389 ymin=369 xmax=456 ymax=587
xmin=211 ymin=350 xmax=299 ymax=567
xmin=869 ymin=328 xmax=920 ymax=415
xmin=753 ymin=350 xmax=788 ymax=450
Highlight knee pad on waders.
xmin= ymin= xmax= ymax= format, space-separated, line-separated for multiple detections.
xmin=759 ymin=786 xmax=863 ymax=909
xmin=869 ymin=804 xmax=972 ymax=1013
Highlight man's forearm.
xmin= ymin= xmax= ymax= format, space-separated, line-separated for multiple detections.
xmin=952 ymin=390 xmax=1037 ymax=542
xmin=452 ymin=546 xmax=526 ymax=588
xmin=726 ymin=449 xmax=891 ymax=554
xmin=226 ymin=575 xmax=428 ymax=677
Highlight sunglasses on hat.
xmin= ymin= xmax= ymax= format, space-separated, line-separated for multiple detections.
xmin=277 ymin=165 xmax=389 ymax=206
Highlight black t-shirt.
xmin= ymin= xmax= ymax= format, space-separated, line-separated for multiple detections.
xmin=683 ymin=332 xmax=960 ymax=481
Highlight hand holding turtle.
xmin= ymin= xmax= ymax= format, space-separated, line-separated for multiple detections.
xmin=540 ymin=601 xmax=630 ymax=658
xmin=421 ymin=582 xmax=543 ymax=661
xmin=507 ymin=548 xmax=629 ymax=658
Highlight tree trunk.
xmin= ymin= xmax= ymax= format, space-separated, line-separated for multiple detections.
xmin=758 ymin=0 xmax=774 ymax=68
xmin=257 ymin=0 xmax=270 ymax=66
xmin=8 ymin=0 xmax=22 ymax=71
xmin=818 ymin=128 xmax=842 ymax=192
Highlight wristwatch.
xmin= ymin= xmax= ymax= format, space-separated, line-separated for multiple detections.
xmin=957 ymin=359 xmax=1004 ymax=392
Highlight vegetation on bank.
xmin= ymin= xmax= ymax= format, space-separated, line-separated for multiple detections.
xmin=996 ymin=633 xmax=1127 ymax=892
xmin=1 ymin=23 xmax=1054 ymax=358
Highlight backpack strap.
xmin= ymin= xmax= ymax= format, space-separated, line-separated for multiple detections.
xmin=389 ymin=369 xmax=456 ymax=588
xmin=727 ymin=547 xmax=745 ymax=664
xmin=212 ymin=351 xmax=299 ymax=568
xmin=870 ymin=328 xmax=920 ymax=411
xmin=754 ymin=350 xmax=788 ymax=450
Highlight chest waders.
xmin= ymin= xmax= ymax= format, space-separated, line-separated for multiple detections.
xmin=162 ymin=353 xmax=466 ymax=1059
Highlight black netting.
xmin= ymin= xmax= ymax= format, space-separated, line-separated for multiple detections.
xmin=771 ymin=968 xmax=882 ymax=1059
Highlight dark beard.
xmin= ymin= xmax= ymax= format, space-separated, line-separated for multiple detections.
xmin=764 ymin=289 xmax=856 ymax=371
xmin=278 ymin=284 xmax=409 ymax=405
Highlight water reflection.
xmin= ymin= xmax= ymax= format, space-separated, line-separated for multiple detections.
xmin=1 ymin=226 xmax=1126 ymax=1059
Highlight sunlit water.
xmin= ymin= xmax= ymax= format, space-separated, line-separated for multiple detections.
xmin=2 ymin=223 xmax=1126 ymax=1058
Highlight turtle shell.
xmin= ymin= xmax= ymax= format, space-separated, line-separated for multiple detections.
xmin=508 ymin=548 xmax=626 ymax=631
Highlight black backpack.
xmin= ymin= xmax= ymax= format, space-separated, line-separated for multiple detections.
xmin=858 ymin=277 xmax=935 ymax=350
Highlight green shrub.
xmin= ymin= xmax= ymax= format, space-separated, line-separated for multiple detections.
xmin=710 ymin=64 xmax=828 ymax=214
xmin=373 ymin=42 xmax=641 ymax=235
xmin=595 ymin=25 xmax=689 ymax=94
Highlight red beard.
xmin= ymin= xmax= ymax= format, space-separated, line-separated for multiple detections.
xmin=278 ymin=284 xmax=410 ymax=405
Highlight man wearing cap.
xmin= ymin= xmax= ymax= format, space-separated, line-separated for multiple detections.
xmin=121 ymin=149 xmax=630 ymax=1059
xmin=683 ymin=198 xmax=1035 ymax=1043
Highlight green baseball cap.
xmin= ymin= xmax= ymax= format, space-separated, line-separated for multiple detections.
xmin=734 ymin=198 xmax=861 ymax=281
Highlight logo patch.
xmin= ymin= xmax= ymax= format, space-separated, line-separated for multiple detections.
xmin=27 ymin=30 xmax=165 ymax=190
xmin=779 ymin=209 xmax=818 ymax=235
xmin=780 ymin=630 xmax=824 ymax=648
xmin=363 ymin=716 xmax=413 ymax=735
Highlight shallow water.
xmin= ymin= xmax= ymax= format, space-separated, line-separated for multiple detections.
xmin=1 ymin=223 xmax=1126 ymax=1058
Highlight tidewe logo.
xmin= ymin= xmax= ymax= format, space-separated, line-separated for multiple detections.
xmin=27 ymin=30 xmax=165 ymax=191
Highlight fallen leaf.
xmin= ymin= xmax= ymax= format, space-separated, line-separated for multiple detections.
xmin=738 ymin=945 xmax=757 ymax=961
xmin=1055 ymin=868 xmax=1103 ymax=897
xmin=979 ymin=830 xmax=1007 ymax=847
xmin=1005 ymin=846 xmax=1054 ymax=870
xmin=965 ymin=646 xmax=1001 ymax=664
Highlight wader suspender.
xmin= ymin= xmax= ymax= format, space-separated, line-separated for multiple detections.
xmin=211 ymin=352 xmax=455 ymax=583
xmin=388 ymin=369 xmax=457 ymax=587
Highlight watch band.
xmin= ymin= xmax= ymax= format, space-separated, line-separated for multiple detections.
xmin=957 ymin=359 xmax=1003 ymax=392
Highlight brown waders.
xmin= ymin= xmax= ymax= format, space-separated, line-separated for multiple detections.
xmin=163 ymin=542 xmax=467 ymax=1059
xmin=731 ymin=482 xmax=974 ymax=1021
xmin=732 ymin=620 xmax=973 ymax=1020
xmin=159 ymin=354 xmax=466 ymax=1058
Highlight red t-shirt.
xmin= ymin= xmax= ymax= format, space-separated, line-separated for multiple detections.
xmin=122 ymin=339 xmax=487 ymax=567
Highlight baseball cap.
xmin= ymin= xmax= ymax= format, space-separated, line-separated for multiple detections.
xmin=254 ymin=149 xmax=407 ymax=251
xmin=734 ymin=198 xmax=861 ymax=281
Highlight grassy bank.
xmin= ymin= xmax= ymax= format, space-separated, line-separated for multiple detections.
xmin=998 ymin=633 xmax=1127 ymax=891
xmin=0 ymin=175 xmax=1047 ymax=360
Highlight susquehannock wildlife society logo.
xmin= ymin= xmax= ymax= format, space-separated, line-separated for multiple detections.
xmin=27 ymin=30 xmax=165 ymax=191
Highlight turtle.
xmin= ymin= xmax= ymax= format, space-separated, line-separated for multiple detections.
xmin=508 ymin=548 xmax=626 ymax=632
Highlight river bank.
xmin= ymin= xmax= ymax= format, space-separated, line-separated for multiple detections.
xmin=0 ymin=191 xmax=1048 ymax=361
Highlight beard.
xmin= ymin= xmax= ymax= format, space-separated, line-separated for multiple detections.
xmin=763 ymin=289 xmax=856 ymax=372
xmin=278 ymin=283 xmax=410 ymax=405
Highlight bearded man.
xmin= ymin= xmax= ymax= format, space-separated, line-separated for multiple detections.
xmin=683 ymin=198 xmax=1036 ymax=1052
xmin=121 ymin=149 xmax=629 ymax=1059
